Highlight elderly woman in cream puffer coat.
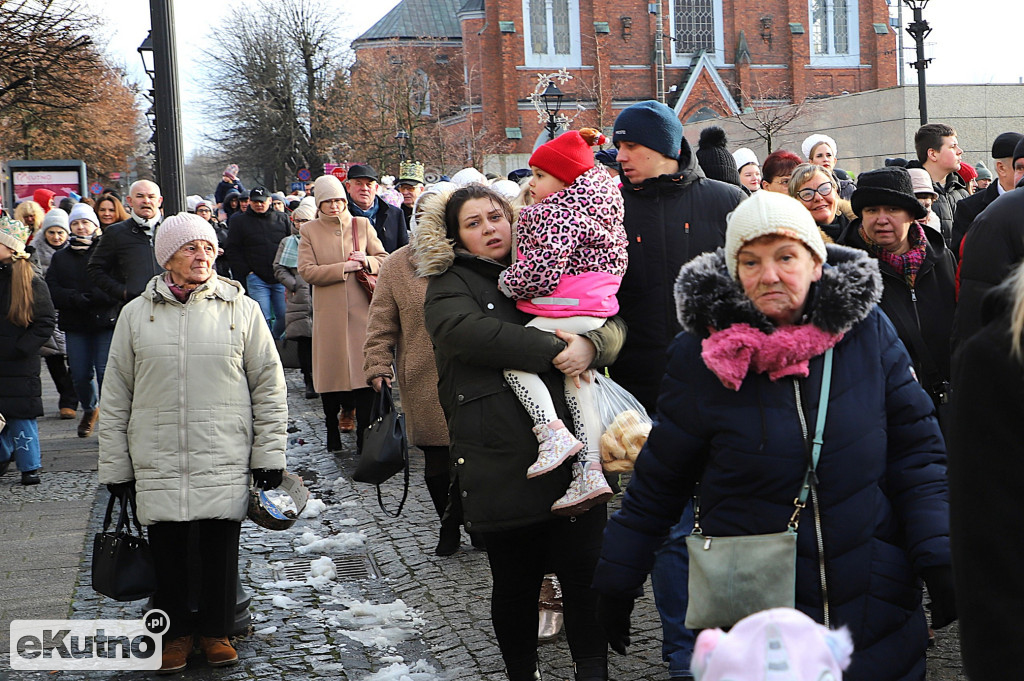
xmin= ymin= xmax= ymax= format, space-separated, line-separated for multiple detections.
xmin=98 ymin=212 xmax=287 ymax=673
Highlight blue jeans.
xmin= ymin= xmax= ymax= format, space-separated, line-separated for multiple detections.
xmin=246 ymin=273 xmax=286 ymax=339
xmin=64 ymin=330 xmax=113 ymax=412
xmin=0 ymin=418 xmax=42 ymax=472
xmin=650 ymin=501 xmax=697 ymax=678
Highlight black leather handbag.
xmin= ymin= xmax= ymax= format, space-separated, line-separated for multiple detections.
xmin=353 ymin=383 xmax=409 ymax=516
xmin=92 ymin=488 xmax=157 ymax=601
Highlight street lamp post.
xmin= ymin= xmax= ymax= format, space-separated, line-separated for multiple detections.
xmin=395 ymin=130 xmax=410 ymax=162
xmin=903 ymin=0 xmax=932 ymax=126
xmin=137 ymin=1 xmax=186 ymax=214
xmin=540 ymin=82 xmax=565 ymax=140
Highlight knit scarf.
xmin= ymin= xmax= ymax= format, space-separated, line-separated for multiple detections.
xmin=701 ymin=323 xmax=843 ymax=391
xmin=858 ymin=222 xmax=928 ymax=288
xmin=132 ymin=211 xmax=161 ymax=232
xmin=68 ymin=234 xmax=94 ymax=251
xmin=348 ymin=198 xmax=379 ymax=223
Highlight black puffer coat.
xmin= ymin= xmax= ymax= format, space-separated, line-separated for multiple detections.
xmin=843 ymin=222 xmax=956 ymax=412
xmin=0 ymin=267 xmax=56 ymax=418
xmin=950 ymin=181 xmax=999 ymax=256
xmin=226 ymin=207 xmax=291 ymax=286
xmin=952 ymin=187 xmax=1024 ymax=352
xmin=45 ymin=238 xmax=120 ymax=333
xmin=609 ymin=138 xmax=746 ymax=410
xmin=86 ymin=217 xmax=161 ymax=303
xmin=594 ymin=246 xmax=950 ymax=681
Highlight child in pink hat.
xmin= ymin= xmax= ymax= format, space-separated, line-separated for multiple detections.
xmin=498 ymin=128 xmax=628 ymax=515
xmin=691 ymin=608 xmax=854 ymax=681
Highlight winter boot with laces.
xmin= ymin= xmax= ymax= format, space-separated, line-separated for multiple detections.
xmin=158 ymin=635 xmax=193 ymax=674
xmin=551 ymin=461 xmax=613 ymax=516
xmin=526 ymin=420 xmax=583 ymax=478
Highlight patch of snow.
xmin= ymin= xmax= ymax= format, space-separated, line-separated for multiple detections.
xmin=271 ymin=594 xmax=300 ymax=609
xmin=310 ymin=556 xmax=337 ymax=579
xmin=294 ymin=531 xmax=366 ymax=554
xmin=254 ymin=626 xmax=278 ymax=635
xmin=359 ymin=660 xmax=443 ymax=681
xmin=334 ymin=598 xmax=425 ymax=650
xmin=300 ymin=497 xmax=328 ymax=518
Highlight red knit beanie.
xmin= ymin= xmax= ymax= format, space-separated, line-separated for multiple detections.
xmin=957 ymin=161 xmax=978 ymax=185
xmin=528 ymin=128 xmax=606 ymax=185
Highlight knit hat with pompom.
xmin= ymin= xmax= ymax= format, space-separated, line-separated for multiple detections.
xmin=529 ymin=128 xmax=607 ymax=185
xmin=696 ymin=126 xmax=742 ymax=188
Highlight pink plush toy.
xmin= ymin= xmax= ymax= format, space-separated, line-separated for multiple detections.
xmin=691 ymin=608 xmax=854 ymax=681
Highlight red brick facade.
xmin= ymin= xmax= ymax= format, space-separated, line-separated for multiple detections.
xmin=356 ymin=0 xmax=897 ymax=166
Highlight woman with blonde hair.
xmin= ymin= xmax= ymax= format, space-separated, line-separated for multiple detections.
xmin=0 ymin=216 xmax=56 ymax=485
xmin=13 ymin=200 xmax=44 ymax=239
xmin=949 ymin=263 xmax=1024 ymax=680
xmin=788 ymin=163 xmax=855 ymax=243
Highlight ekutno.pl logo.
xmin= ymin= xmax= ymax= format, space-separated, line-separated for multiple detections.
xmin=9 ymin=609 xmax=169 ymax=671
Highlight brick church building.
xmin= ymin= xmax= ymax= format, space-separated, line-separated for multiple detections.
xmin=354 ymin=0 xmax=897 ymax=171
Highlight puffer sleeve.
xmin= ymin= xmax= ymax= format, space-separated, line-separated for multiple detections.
xmin=241 ymin=296 xmax=288 ymax=471
xmin=98 ymin=304 xmax=138 ymax=485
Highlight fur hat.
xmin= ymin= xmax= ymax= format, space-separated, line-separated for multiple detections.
xmin=733 ymin=147 xmax=759 ymax=171
xmin=851 ymin=167 xmax=928 ymax=220
xmin=691 ymin=608 xmax=853 ymax=681
xmin=223 ymin=164 xmax=239 ymax=181
xmin=725 ymin=190 xmax=827 ymax=279
xmin=312 ymin=175 xmax=347 ymax=211
xmin=696 ymin=127 xmax=741 ymax=187
xmin=528 ymin=128 xmax=605 ymax=185
xmin=613 ymin=100 xmax=683 ymax=160
xmin=154 ymin=212 xmax=219 ymax=267
xmin=41 ymin=208 xmax=69 ymax=232
xmin=68 ymin=203 xmax=100 ymax=230
xmin=974 ymin=161 xmax=993 ymax=182
xmin=0 ymin=215 xmax=31 ymax=257
xmin=801 ymin=134 xmax=838 ymax=162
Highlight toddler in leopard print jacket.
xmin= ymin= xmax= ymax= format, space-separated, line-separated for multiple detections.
xmin=498 ymin=128 xmax=628 ymax=516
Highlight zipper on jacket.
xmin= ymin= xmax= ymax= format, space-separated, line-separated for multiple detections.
xmin=178 ymin=296 xmax=190 ymax=520
xmin=792 ymin=378 xmax=830 ymax=627
xmin=909 ymin=287 xmax=923 ymax=334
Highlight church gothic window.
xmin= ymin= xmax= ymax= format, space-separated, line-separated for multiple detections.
xmin=523 ymin=0 xmax=581 ymax=67
xmin=669 ymin=0 xmax=724 ymax=64
xmin=809 ymin=0 xmax=858 ymax=65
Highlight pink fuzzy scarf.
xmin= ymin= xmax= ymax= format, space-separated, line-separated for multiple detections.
xmin=701 ymin=323 xmax=843 ymax=391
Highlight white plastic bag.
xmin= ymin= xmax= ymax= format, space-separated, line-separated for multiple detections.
xmin=592 ymin=373 xmax=652 ymax=473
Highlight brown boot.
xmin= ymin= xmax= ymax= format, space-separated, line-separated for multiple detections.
xmin=59 ymin=407 xmax=76 ymax=420
xmin=77 ymin=409 xmax=99 ymax=438
xmin=338 ymin=408 xmax=356 ymax=433
xmin=158 ymin=635 xmax=193 ymax=674
xmin=199 ymin=636 xmax=238 ymax=667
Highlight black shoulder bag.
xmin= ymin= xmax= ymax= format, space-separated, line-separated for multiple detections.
xmin=353 ymin=382 xmax=410 ymax=517
xmin=92 ymin=488 xmax=157 ymax=601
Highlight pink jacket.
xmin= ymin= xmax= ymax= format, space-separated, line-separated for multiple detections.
xmin=500 ymin=166 xmax=627 ymax=318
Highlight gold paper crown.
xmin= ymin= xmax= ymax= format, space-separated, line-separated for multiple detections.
xmin=0 ymin=215 xmax=30 ymax=253
xmin=397 ymin=161 xmax=425 ymax=185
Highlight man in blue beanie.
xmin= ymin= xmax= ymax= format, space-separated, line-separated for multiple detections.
xmin=595 ymin=100 xmax=745 ymax=681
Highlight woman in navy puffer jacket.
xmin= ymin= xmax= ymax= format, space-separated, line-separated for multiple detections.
xmin=592 ymin=191 xmax=954 ymax=681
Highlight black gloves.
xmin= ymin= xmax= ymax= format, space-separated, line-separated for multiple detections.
xmin=106 ymin=481 xmax=135 ymax=497
xmin=596 ymin=594 xmax=635 ymax=655
xmin=922 ymin=566 xmax=957 ymax=629
xmin=252 ymin=469 xmax=284 ymax=491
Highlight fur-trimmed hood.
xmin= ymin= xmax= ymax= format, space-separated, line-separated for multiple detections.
xmin=409 ymin=187 xmax=458 ymax=278
xmin=674 ymin=244 xmax=882 ymax=337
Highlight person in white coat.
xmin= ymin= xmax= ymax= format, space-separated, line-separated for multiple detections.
xmin=98 ymin=212 xmax=287 ymax=673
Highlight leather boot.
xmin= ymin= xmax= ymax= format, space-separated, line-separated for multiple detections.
xmin=506 ymin=658 xmax=542 ymax=681
xmin=77 ymin=408 xmax=99 ymax=438
xmin=426 ymin=473 xmax=461 ymax=556
xmin=573 ymin=656 xmax=608 ymax=681
xmin=158 ymin=635 xmax=193 ymax=674
xmin=198 ymin=636 xmax=238 ymax=667
xmin=303 ymin=372 xmax=317 ymax=399
xmin=325 ymin=416 xmax=342 ymax=453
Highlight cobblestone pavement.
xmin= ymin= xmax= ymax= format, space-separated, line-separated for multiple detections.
xmin=1 ymin=367 xmax=965 ymax=680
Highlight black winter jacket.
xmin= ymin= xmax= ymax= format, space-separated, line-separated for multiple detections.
xmin=0 ymin=267 xmax=56 ymax=419
xmin=949 ymin=282 xmax=1024 ymax=680
xmin=349 ymin=196 xmax=409 ymax=254
xmin=609 ymin=138 xmax=746 ymax=411
xmin=843 ymin=222 xmax=956 ymax=411
xmin=214 ymin=178 xmax=244 ymax=206
xmin=594 ymin=246 xmax=950 ymax=681
xmin=45 ymin=239 xmax=119 ymax=333
xmin=86 ymin=217 xmax=162 ymax=303
xmin=423 ymin=252 xmax=625 ymax=533
xmin=951 ymin=187 xmax=1024 ymax=352
xmin=930 ymin=171 xmax=969 ymax=248
xmin=950 ymin=181 xmax=1000 ymax=256
xmin=226 ymin=208 xmax=291 ymax=286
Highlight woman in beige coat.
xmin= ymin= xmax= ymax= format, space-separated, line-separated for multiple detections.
xmin=298 ymin=175 xmax=387 ymax=453
xmin=363 ymin=189 xmax=464 ymax=554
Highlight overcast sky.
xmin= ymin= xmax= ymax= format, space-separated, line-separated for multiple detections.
xmin=88 ymin=0 xmax=1020 ymax=154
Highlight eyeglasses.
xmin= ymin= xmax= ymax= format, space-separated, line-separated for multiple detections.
xmin=293 ymin=218 xmax=310 ymax=224
xmin=196 ymin=208 xmax=212 ymax=214
xmin=797 ymin=182 xmax=835 ymax=202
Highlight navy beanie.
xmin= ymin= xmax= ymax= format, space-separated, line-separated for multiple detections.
xmin=613 ymin=100 xmax=682 ymax=160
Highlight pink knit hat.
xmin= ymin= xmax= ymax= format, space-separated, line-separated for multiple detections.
xmin=691 ymin=608 xmax=853 ymax=681
xmin=154 ymin=212 xmax=218 ymax=266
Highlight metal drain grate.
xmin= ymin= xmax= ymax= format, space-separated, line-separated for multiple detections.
xmin=275 ymin=555 xmax=378 ymax=582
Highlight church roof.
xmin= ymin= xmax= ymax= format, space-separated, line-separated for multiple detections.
xmin=459 ymin=0 xmax=484 ymax=12
xmin=354 ymin=0 xmax=464 ymax=43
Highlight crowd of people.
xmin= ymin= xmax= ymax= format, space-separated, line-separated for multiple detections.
xmin=0 ymin=97 xmax=1020 ymax=680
